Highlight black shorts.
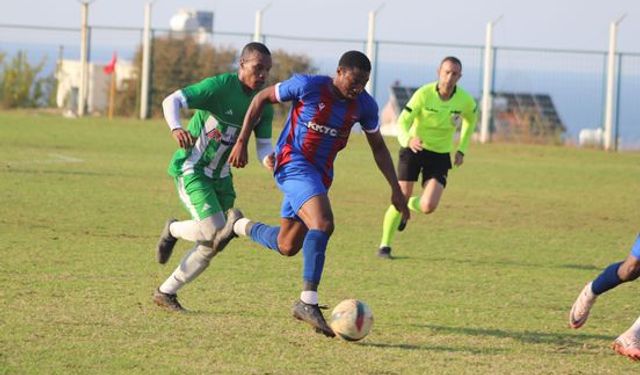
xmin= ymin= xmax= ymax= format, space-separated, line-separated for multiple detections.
xmin=397 ymin=148 xmax=451 ymax=188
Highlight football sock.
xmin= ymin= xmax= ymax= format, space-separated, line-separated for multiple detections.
xmin=408 ymin=196 xmax=421 ymax=212
xmin=159 ymin=242 xmax=216 ymax=294
xmin=380 ymin=205 xmax=401 ymax=247
xmin=591 ymin=261 xmax=623 ymax=295
xmin=233 ymin=218 xmax=253 ymax=236
xmin=300 ymin=290 xmax=319 ymax=305
xmin=302 ymin=229 xmax=329 ymax=285
xmin=169 ymin=220 xmax=202 ymax=241
xmin=170 ymin=214 xmax=224 ymax=242
xmin=249 ymin=222 xmax=280 ymax=252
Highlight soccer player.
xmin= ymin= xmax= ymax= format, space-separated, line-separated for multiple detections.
xmin=152 ymin=42 xmax=275 ymax=312
xmin=377 ymin=56 xmax=477 ymax=259
xmin=227 ymin=51 xmax=410 ymax=337
xmin=569 ymin=233 xmax=640 ymax=360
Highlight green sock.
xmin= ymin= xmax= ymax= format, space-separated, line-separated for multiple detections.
xmin=380 ymin=205 xmax=401 ymax=247
xmin=380 ymin=205 xmax=402 ymax=247
xmin=408 ymin=196 xmax=421 ymax=212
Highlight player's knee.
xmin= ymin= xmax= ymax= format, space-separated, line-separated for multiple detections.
xmin=420 ymin=202 xmax=438 ymax=214
xmin=315 ymin=220 xmax=334 ymax=235
xmin=618 ymin=259 xmax=640 ymax=281
xmin=278 ymin=242 xmax=302 ymax=257
xmin=197 ymin=213 xmax=226 ymax=242
xmin=196 ymin=244 xmax=217 ymax=261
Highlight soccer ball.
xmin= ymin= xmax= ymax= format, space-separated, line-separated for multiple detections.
xmin=329 ymin=299 xmax=374 ymax=341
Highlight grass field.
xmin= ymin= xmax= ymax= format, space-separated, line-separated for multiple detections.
xmin=1 ymin=110 xmax=639 ymax=374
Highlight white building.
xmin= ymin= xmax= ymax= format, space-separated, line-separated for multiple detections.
xmin=55 ymin=59 xmax=134 ymax=115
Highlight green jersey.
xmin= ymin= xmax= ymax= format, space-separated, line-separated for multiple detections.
xmin=397 ymin=82 xmax=477 ymax=154
xmin=167 ymin=73 xmax=273 ymax=179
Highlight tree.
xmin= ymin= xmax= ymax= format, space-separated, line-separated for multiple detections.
xmin=0 ymin=51 xmax=52 ymax=109
xmin=114 ymin=38 xmax=317 ymax=118
xmin=115 ymin=35 xmax=235 ymax=117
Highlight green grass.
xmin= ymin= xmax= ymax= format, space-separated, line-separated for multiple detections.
xmin=1 ymin=110 xmax=639 ymax=374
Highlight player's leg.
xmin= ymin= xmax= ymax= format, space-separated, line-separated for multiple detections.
xmin=378 ymin=180 xmax=413 ymax=259
xmin=292 ymin=193 xmax=335 ymax=337
xmin=377 ymin=147 xmax=418 ymax=258
xmin=417 ymin=177 xmax=445 ymax=214
xmin=233 ymin=208 xmax=308 ymax=256
xmin=570 ymin=234 xmax=640 ymax=328
xmin=415 ymin=150 xmax=450 ymax=214
xmin=612 ymin=315 xmax=640 ymax=361
xmin=156 ymin=175 xmax=225 ymax=263
xmin=154 ymin=175 xmax=228 ymax=312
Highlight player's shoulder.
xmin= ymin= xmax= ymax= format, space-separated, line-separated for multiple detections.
xmin=413 ymin=82 xmax=437 ymax=99
xmin=357 ymin=90 xmax=379 ymax=111
xmin=454 ymin=85 xmax=476 ymax=104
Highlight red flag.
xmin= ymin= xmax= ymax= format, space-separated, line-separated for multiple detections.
xmin=103 ymin=52 xmax=117 ymax=74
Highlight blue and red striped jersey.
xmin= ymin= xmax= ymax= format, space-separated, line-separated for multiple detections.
xmin=274 ymin=74 xmax=379 ymax=187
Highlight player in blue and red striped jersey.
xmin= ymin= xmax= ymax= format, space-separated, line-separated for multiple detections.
xmin=227 ymin=51 xmax=409 ymax=337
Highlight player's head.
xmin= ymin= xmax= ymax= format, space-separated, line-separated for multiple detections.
xmin=437 ymin=56 xmax=462 ymax=92
xmin=238 ymin=42 xmax=272 ymax=91
xmin=333 ymin=50 xmax=371 ymax=100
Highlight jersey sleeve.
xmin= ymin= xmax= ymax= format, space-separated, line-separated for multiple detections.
xmin=181 ymin=76 xmax=225 ymax=112
xmin=275 ymin=74 xmax=308 ymax=103
xmin=457 ymin=97 xmax=478 ymax=154
xmin=253 ymin=103 xmax=274 ymax=139
xmin=397 ymin=86 xmax=425 ymax=147
xmin=359 ymin=96 xmax=380 ymax=133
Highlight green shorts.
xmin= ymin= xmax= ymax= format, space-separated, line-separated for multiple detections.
xmin=174 ymin=174 xmax=236 ymax=220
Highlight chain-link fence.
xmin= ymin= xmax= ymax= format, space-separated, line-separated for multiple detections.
xmin=1 ymin=22 xmax=639 ymax=149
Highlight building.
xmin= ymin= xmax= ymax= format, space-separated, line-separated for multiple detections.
xmin=55 ymin=59 xmax=134 ymax=115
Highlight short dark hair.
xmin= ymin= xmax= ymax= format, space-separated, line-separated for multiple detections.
xmin=440 ymin=56 xmax=462 ymax=70
xmin=338 ymin=50 xmax=371 ymax=72
xmin=241 ymin=42 xmax=271 ymax=59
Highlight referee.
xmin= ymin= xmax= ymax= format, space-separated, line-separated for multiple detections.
xmin=378 ymin=56 xmax=478 ymax=259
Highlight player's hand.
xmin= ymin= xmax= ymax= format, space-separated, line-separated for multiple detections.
xmin=228 ymin=141 xmax=249 ymax=168
xmin=454 ymin=151 xmax=464 ymax=167
xmin=408 ymin=137 xmax=423 ymax=153
xmin=171 ymin=128 xmax=195 ymax=149
xmin=391 ymin=188 xmax=410 ymax=225
xmin=262 ymin=152 xmax=275 ymax=172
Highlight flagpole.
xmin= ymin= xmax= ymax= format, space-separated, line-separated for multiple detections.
xmin=108 ymin=70 xmax=116 ymax=119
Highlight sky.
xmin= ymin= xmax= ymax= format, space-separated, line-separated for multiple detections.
xmin=1 ymin=0 xmax=639 ymax=53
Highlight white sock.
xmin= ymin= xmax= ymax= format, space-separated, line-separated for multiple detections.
xmin=159 ymin=243 xmax=216 ymax=295
xmin=300 ymin=291 xmax=318 ymax=305
xmin=159 ymin=275 xmax=183 ymax=295
xmin=233 ymin=218 xmax=253 ymax=236
xmin=170 ymin=220 xmax=204 ymax=242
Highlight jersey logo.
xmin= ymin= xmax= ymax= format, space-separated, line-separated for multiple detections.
xmin=318 ymin=102 xmax=326 ymax=111
xmin=451 ymin=113 xmax=462 ymax=128
xmin=207 ymin=128 xmax=223 ymax=142
xmin=306 ymin=121 xmax=338 ymax=137
xmin=225 ymin=109 xmax=233 ymax=116
xmin=202 ymin=203 xmax=211 ymax=211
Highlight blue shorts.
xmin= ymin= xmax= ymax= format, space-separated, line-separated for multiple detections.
xmin=275 ymin=163 xmax=327 ymax=219
xmin=631 ymin=233 xmax=640 ymax=259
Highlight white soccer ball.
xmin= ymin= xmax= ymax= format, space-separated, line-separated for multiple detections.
xmin=329 ymin=299 xmax=374 ymax=341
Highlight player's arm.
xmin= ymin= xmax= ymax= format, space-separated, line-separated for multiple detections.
xmin=365 ymin=130 xmax=410 ymax=223
xmin=228 ymin=85 xmax=278 ymax=168
xmin=397 ymin=88 xmax=424 ymax=152
xmin=454 ymin=100 xmax=478 ymax=167
xmin=162 ymin=90 xmax=195 ymax=149
xmin=253 ymin=104 xmax=275 ymax=171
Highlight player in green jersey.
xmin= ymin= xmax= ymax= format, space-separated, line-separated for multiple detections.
xmin=153 ymin=42 xmax=274 ymax=312
xmin=377 ymin=56 xmax=477 ymax=259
